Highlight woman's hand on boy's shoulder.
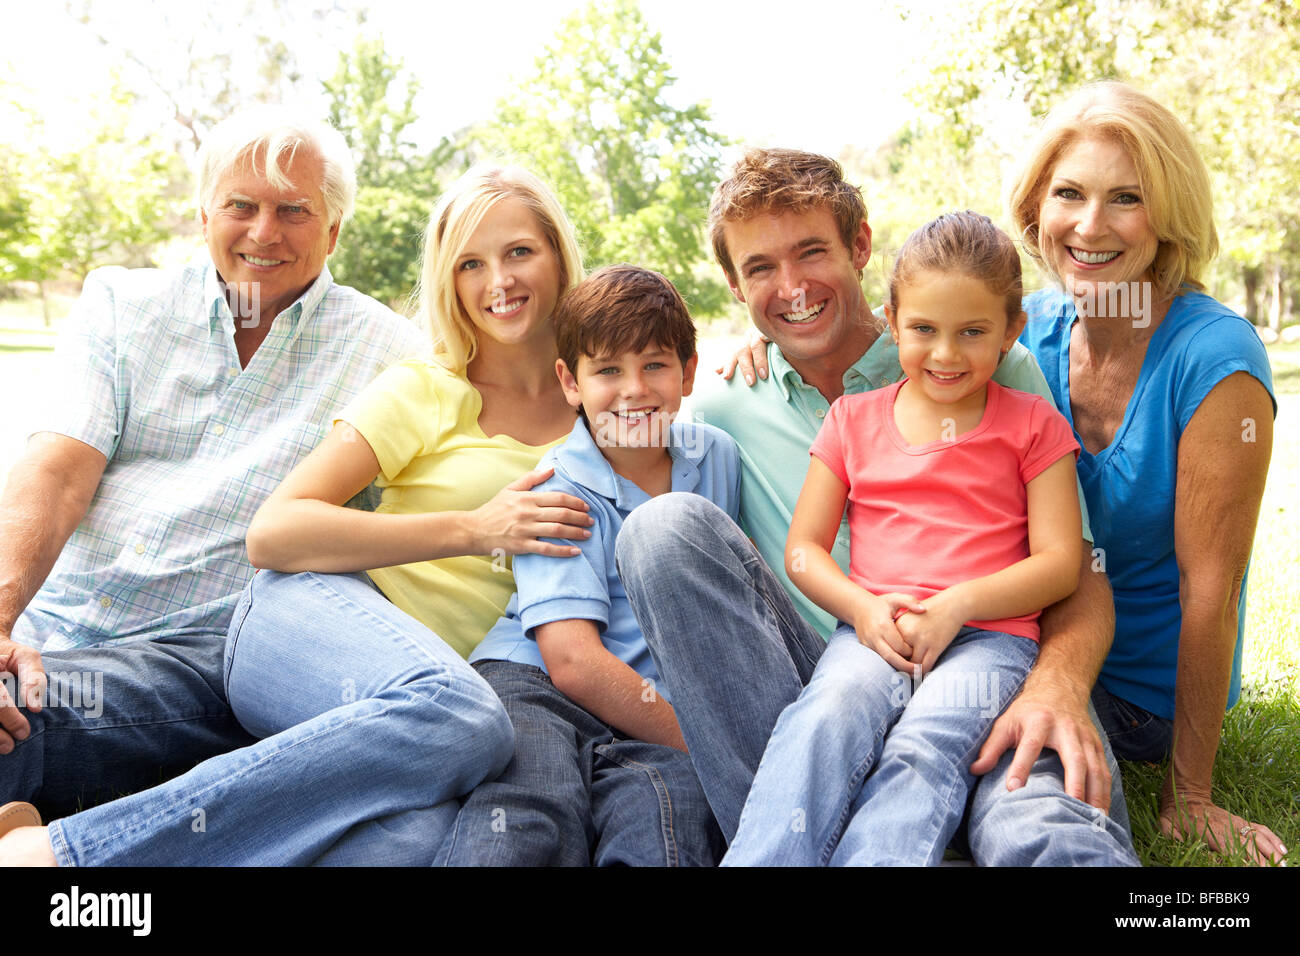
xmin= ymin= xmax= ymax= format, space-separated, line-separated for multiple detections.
xmin=469 ymin=467 xmax=595 ymax=558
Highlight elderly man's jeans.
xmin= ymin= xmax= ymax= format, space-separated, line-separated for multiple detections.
xmin=616 ymin=493 xmax=1140 ymax=866
xmin=440 ymin=660 xmax=723 ymax=866
xmin=3 ymin=570 xmax=513 ymax=865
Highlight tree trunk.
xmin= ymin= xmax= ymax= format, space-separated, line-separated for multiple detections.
xmin=1242 ymin=265 xmax=1260 ymax=324
xmin=37 ymin=278 xmax=50 ymax=328
xmin=1268 ymin=263 xmax=1283 ymax=332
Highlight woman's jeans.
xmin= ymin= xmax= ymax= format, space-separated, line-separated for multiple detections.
xmin=24 ymin=570 xmax=513 ymax=865
xmin=1091 ymin=683 xmax=1175 ymax=762
xmin=723 ymin=625 xmax=1036 ymax=866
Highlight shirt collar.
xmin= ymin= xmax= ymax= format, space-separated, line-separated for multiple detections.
xmin=553 ymin=416 xmax=709 ymax=508
xmin=766 ymin=328 xmax=894 ymax=401
xmin=202 ymin=255 xmax=333 ymax=332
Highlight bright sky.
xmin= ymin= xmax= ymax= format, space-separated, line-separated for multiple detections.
xmin=2 ymin=0 xmax=966 ymax=160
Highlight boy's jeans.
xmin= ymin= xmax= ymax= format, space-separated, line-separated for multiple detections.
xmin=616 ymin=493 xmax=1140 ymax=866
xmin=724 ymin=625 xmax=1035 ymax=866
xmin=440 ymin=660 xmax=723 ymax=866
xmin=7 ymin=570 xmax=513 ymax=865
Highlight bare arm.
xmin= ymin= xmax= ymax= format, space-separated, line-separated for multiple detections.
xmin=0 ymin=433 xmax=107 ymax=749
xmin=1164 ymin=372 xmax=1283 ymax=865
xmin=246 ymin=422 xmax=592 ymax=573
xmin=537 ymin=618 xmax=686 ymax=751
xmin=785 ymin=458 xmax=921 ymax=671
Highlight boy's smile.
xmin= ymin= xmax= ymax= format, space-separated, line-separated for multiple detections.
xmin=557 ymin=346 xmax=698 ymax=449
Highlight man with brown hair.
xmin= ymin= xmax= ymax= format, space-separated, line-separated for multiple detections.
xmin=615 ymin=148 xmax=1140 ymax=865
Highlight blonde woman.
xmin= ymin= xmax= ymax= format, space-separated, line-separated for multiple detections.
xmin=1008 ymin=82 xmax=1281 ymax=865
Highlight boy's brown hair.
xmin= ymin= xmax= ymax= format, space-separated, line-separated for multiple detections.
xmin=708 ymin=148 xmax=868 ymax=284
xmin=555 ymin=264 xmax=696 ymax=373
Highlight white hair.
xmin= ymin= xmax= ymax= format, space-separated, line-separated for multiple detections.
xmin=197 ymin=106 xmax=357 ymax=229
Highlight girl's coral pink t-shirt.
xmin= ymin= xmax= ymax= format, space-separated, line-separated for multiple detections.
xmin=809 ymin=380 xmax=1079 ymax=641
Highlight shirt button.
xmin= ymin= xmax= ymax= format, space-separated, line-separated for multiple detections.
xmin=213 ymin=424 xmax=226 ymax=436
xmin=135 ymin=543 xmax=146 ymax=555
xmin=815 ymin=408 xmax=826 ymax=419
xmin=229 ymin=367 xmax=240 ymax=377
xmin=100 ymin=596 xmax=111 ymax=608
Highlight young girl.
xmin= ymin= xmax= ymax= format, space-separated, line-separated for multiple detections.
xmin=722 ymin=211 xmax=1082 ymax=866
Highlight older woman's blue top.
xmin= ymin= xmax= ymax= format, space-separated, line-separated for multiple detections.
xmin=1020 ymin=287 xmax=1276 ymax=719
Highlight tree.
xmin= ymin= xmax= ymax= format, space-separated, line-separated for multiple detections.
xmin=323 ymin=34 xmax=457 ymax=308
xmin=66 ymin=0 xmax=322 ymax=155
xmin=896 ymin=0 xmax=1300 ymax=325
xmin=0 ymin=79 xmax=181 ymax=321
xmin=472 ymin=0 xmax=731 ymax=315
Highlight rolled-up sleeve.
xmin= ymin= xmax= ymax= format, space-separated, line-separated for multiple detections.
xmin=31 ymin=268 xmax=123 ymax=458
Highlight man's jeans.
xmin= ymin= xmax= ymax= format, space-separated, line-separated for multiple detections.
xmin=440 ymin=660 xmax=722 ymax=866
xmin=616 ymin=494 xmax=1140 ymax=866
xmin=724 ymin=625 xmax=1036 ymax=866
xmin=5 ymin=570 xmax=513 ymax=865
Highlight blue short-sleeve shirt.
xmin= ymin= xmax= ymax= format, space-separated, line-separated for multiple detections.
xmin=470 ymin=418 xmax=742 ymax=703
xmin=1020 ymin=287 xmax=1276 ymax=718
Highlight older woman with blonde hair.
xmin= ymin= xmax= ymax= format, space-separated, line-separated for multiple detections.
xmin=1 ymin=163 xmax=594 ymax=866
xmin=1008 ymin=81 xmax=1282 ymax=865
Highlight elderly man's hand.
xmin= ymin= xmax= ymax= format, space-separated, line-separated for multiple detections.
xmin=0 ymin=637 xmax=45 ymax=754
xmin=969 ymin=670 xmax=1112 ymax=813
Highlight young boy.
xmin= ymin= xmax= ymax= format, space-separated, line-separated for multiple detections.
xmin=439 ymin=264 xmax=741 ymax=867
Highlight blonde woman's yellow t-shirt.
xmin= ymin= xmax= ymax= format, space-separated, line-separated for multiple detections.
xmin=336 ymin=358 xmax=564 ymax=659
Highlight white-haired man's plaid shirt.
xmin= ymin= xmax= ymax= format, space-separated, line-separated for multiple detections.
xmin=13 ymin=258 xmax=425 ymax=651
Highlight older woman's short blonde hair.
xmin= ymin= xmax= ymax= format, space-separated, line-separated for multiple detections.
xmin=1007 ymin=81 xmax=1218 ymax=299
xmin=417 ymin=164 xmax=584 ymax=372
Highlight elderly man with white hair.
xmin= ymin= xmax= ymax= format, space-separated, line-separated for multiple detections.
xmin=0 ymin=108 xmax=512 ymax=865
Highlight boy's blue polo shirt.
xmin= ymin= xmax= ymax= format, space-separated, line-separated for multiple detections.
xmin=471 ymin=417 xmax=742 ymax=703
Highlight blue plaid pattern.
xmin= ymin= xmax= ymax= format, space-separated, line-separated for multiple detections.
xmin=13 ymin=257 xmax=425 ymax=650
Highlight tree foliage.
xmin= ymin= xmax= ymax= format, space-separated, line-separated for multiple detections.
xmin=324 ymin=34 xmax=455 ymax=308
xmin=0 ymin=79 xmax=180 ymax=311
xmin=893 ymin=0 xmax=1300 ymax=324
xmin=472 ymin=0 xmax=731 ymax=315
xmin=66 ymin=0 xmax=318 ymax=154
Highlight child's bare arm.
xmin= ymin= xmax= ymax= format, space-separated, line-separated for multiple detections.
xmin=536 ymin=619 xmax=687 ymax=751
xmin=898 ymin=453 xmax=1082 ymax=674
xmin=786 ymin=458 xmax=921 ymax=671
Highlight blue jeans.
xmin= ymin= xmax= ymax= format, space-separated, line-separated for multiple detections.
xmin=616 ymin=494 xmax=1140 ymax=866
xmin=439 ymin=660 xmax=722 ymax=866
xmin=724 ymin=625 xmax=1036 ymax=866
xmin=1091 ymin=683 xmax=1174 ymax=762
xmin=9 ymin=570 xmax=513 ymax=865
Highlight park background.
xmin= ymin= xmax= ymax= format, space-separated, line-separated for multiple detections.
xmin=0 ymin=0 xmax=1296 ymax=865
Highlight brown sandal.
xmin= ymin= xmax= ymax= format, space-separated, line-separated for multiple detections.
xmin=0 ymin=802 xmax=41 ymax=838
